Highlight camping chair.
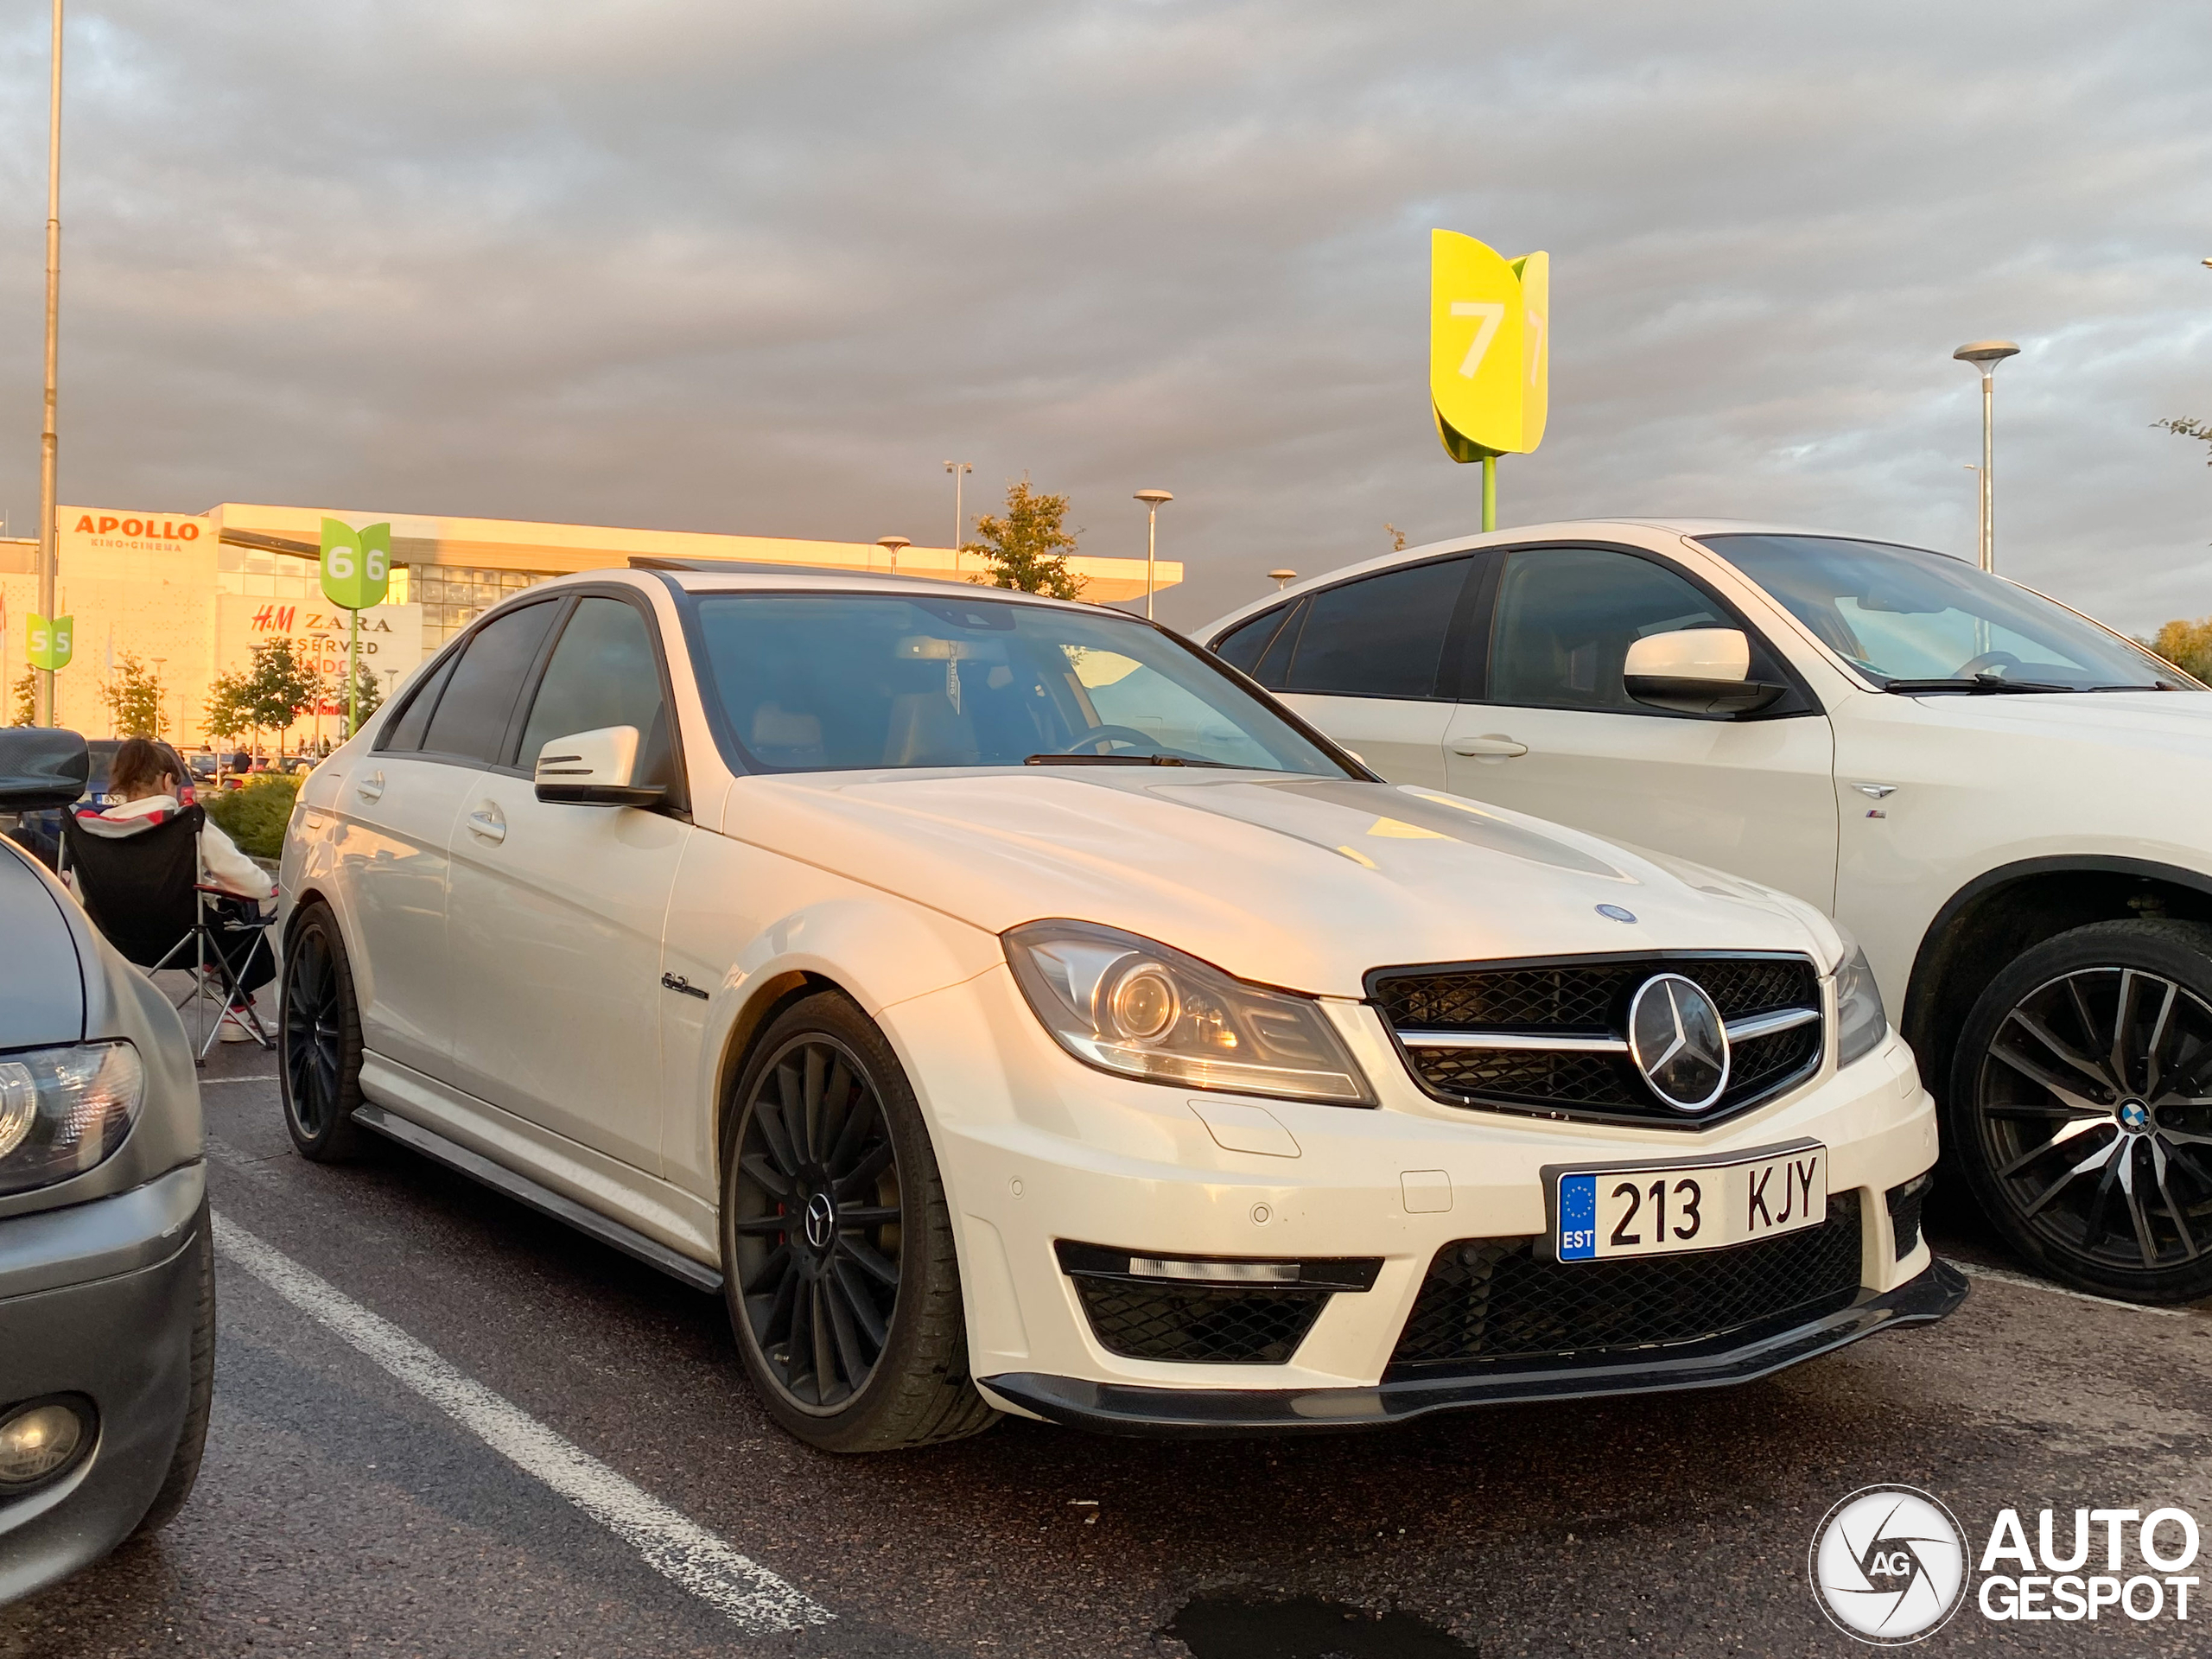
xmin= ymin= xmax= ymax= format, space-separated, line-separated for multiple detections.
xmin=60 ymin=804 xmax=276 ymax=1062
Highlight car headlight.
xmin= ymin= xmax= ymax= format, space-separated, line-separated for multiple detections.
xmin=1833 ymin=944 xmax=1888 ymax=1069
xmin=0 ymin=1041 xmax=145 ymax=1197
xmin=1003 ymin=920 xmax=1375 ymax=1105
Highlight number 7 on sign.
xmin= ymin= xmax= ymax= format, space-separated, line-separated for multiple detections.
xmin=1451 ymin=301 xmax=1505 ymax=378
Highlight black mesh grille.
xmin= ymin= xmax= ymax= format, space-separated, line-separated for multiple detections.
xmin=1885 ymin=1174 xmax=1929 ymax=1260
xmin=1369 ymin=954 xmax=1821 ymax=1126
xmin=1071 ymin=1279 xmax=1328 ymax=1364
xmin=1387 ymin=1192 xmax=1864 ymax=1374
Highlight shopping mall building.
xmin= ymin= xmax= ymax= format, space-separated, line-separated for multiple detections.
xmin=0 ymin=502 xmax=1178 ymax=746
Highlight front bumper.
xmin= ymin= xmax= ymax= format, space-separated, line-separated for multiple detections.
xmin=884 ymin=965 xmax=1951 ymax=1416
xmin=0 ymin=1163 xmax=207 ymax=1605
xmin=981 ymin=1257 xmax=1967 ymax=1436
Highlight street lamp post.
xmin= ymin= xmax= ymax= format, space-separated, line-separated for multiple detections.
xmin=1267 ymin=569 xmax=1298 ymax=592
xmin=1133 ymin=491 xmax=1173 ymax=620
xmin=943 ymin=462 xmax=972 ymax=557
xmin=1953 ymin=340 xmax=2019 ymax=573
xmin=35 ymin=0 xmax=63 ymax=726
xmin=874 ymin=536 xmax=911 ymax=576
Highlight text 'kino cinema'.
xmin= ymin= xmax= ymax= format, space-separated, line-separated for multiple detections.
xmin=0 ymin=503 xmax=1175 ymax=743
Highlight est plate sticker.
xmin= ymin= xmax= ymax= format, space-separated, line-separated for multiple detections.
xmin=1555 ymin=1143 xmax=1826 ymax=1262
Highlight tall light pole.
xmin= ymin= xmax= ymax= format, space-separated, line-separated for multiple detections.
xmin=874 ymin=535 xmax=910 ymax=576
xmin=943 ymin=461 xmax=971 ymax=556
xmin=1953 ymin=340 xmax=2018 ymax=573
xmin=1133 ymin=490 xmax=1172 ymax=620
xmin=1267 ymin=569 xmax=1298 ymax=592
xmin=35 ymin=0 xmax=63 ymax=725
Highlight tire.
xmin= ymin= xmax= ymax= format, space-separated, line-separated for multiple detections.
xmin=132 ymin=1200 xmax=214 ymax=1537
xmin=718 ymin=991 xmax=996 ymax=1452
xmin=1948 ymin=919 xmax=2212 ymax=1304
xmin=279 ymin=902 xmax=368 ymax=1162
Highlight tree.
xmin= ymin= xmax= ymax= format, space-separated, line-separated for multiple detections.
xmin=2157 ymin=416 xmax=2212 ymax=462
xmin=2145 ymin=616 xmax=2212 ymax=684
xmin=1384 ymin=523 xmax=1408 ymax=551
xmin=8 ymin=667 xmax=33 ymax=727
xmin=203 ymin=670 xmax=251 ymax=747
xmin=238 ymin=639 xmax=319 ymax=751
xmin=101 ymin=652 xmax=167 ymax=738
xmin=963 ymin=479 xmax=1085 ymax=601
xmin=351 ymin=659 xmax=384 ymax=728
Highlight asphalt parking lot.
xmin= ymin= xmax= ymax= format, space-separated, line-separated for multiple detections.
xmin=5 ymin=1041 xmax=2209 ymax=1659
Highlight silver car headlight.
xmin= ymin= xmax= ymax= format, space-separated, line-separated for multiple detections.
xmin=0 ymin=1041 xmax=146 ymax=1196
xmin=1832 ymin=939 xmax=1888 ymax=1070
xmin=1003 ymin=920 xmax=1374 ymax=1105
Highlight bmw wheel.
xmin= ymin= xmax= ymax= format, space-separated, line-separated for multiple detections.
xmin=719 ymin=992 xmax=995 ymax=1452
xmin=1950 ymin=920 xmax=2212 ymax=1304
xmin=279 ymin=902 xmax=367 ymax=1163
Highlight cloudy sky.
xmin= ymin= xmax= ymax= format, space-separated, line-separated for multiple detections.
xmin=0 ymin=0 xmax=2207 ymax=632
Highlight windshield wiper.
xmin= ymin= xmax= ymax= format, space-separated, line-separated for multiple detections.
xmin=1023 ymin=753 xmax=1233 ymax=767
xmin=1880 ymin=673 xmax=2077 ymax=696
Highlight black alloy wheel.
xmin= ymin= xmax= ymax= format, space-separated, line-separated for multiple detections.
xmin=720 ymin=992 xmax=994 ymax=1452
xmin=1953 ymin=920 xmax=2212 ymax=1303
xmin=279 ymin=903 xmax=366 ymax=1162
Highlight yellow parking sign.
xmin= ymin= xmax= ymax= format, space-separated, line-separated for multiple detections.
xmin=1430 ymin=231 xmax=1548 ymax=459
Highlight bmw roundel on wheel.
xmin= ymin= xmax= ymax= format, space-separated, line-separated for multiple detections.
xmin=278 ymin=563 xmax=1961 ymax=1451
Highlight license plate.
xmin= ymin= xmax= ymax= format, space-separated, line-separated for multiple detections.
xmin=1552 ymin=1142 xmax=1827 ymax=1262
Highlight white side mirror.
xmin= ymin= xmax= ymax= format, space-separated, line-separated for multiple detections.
xmin=1622 ymin=628 xmax=1784 ymax=716
xmin=533 ymin=726 xmax=663 ymax=807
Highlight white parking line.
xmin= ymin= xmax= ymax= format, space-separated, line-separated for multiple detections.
xmin=1949 ymin=1258 xmax=2191 ymax=1319
xmin=211 ymin=1213 xmax=832 ymax=1634
xmin=200 ymin=1075 xmax=278 ymax=1085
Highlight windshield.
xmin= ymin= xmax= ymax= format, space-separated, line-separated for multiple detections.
xmin=689 ymin=592 xmax=1352 ymax=776
xmin=1701 ymin=535 xmax=2186 ymax=692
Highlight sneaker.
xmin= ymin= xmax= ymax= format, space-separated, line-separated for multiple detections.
xmin=219 ymin=1001 xmax=261 ymax=1042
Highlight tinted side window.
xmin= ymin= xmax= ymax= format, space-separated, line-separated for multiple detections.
xmin=1281 ymin=558 xmax=1470 ymax=699
xmin=1488 ymin=549 xmax=1727 ymax=712
xmin=420 ymin=602 xmax=560 ymax=765
xmin=377 ymin=651 xmax=459 ymax=753
xmin=1251 ymin=598 xmax=1307 ymax=690
xmin=1212 ymin=605 xmax=1292 ymax=677
xmin=518 ymin=598 xmax=672 ymax=783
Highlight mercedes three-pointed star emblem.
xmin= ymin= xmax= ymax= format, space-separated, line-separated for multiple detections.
xmin=1627 ymin=972 xmax=1732 ymax=1113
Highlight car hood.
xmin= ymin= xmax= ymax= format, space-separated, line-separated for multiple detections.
xmin=1899 ymin=689 xmax=2212 ymax=751
xmin=719 ymin=769 xmax=1832 ymax=997
xmin=0 ymin=839 xmax=85 ymax=1046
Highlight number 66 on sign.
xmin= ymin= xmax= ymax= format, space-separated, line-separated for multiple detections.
xmin=320 ymin=518 xmax=392 ymax=612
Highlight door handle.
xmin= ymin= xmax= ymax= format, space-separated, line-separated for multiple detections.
xmin=466 ymin=805 xmax=507 ymax=845
xmin=356 ymin=769 xmax=385 ymax=803
xmin=1451 ymin=734 xmax=1529 ymax=759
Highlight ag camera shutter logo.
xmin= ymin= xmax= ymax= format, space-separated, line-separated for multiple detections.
xmin=1809 ymin=1485 xmax=1968 ymax=1644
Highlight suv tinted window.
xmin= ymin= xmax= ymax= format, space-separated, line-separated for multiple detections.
xmin=1489 ymin=548 xmax=1729 ymax=712
xmin=1281 ymin=557 xmax=1469 ymax=699
xmin=517 ymin=598 xmax=672 ymax=782
xmin=420 ymin=601 xmax=560 ymax=765
xmin=1212 ymin=605 xmax=1294 ymax=677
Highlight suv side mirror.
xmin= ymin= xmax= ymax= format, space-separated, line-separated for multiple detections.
xmin=1623 ymin=628 xmax=1787 ymax=716
xmin=533 ymin=726 xmax=665 ymax=808
xmin=0 ymin=728 xmax=91 ymax=810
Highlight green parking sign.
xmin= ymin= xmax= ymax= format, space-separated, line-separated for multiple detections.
xmin=26 ymin=612 xmax=72 ymax=671
xmin=320 ymin=518 xmax=392 ymax=611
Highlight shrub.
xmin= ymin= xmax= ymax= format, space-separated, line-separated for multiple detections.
xmin=203 ymin=774 xmax=302 ymax=861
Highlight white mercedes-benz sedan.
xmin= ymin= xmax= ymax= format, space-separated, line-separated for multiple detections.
xmin=276 ymin=563 xmax=1961 ymax=1450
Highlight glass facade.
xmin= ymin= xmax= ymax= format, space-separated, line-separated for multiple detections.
xmin=212 ymin=545 xmax=561 ymax=648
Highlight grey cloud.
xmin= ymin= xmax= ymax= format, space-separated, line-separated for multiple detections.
xmin=0 ymin=0 xmax=2205 ymax=632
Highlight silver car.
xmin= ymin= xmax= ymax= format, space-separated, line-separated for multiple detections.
xmin=0 ymin=728 xmax=211 ymax=1601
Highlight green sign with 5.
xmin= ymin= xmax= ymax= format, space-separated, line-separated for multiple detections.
xmin=26 ymin=613 xmax=73 ymax=671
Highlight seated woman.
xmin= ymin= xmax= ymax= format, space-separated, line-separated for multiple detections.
xmin=73 ymin=736 xmax=277 ymax=1040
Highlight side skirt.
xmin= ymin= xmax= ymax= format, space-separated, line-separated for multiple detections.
xmin=351 ymin=1103 xmax=724 ymax=1294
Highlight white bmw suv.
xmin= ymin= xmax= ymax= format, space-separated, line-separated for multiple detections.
xmin=1204 ymin=520 xmax=2212 ymax=1306
xmin=278 ymin=562 xmax=1957 ymax=1451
